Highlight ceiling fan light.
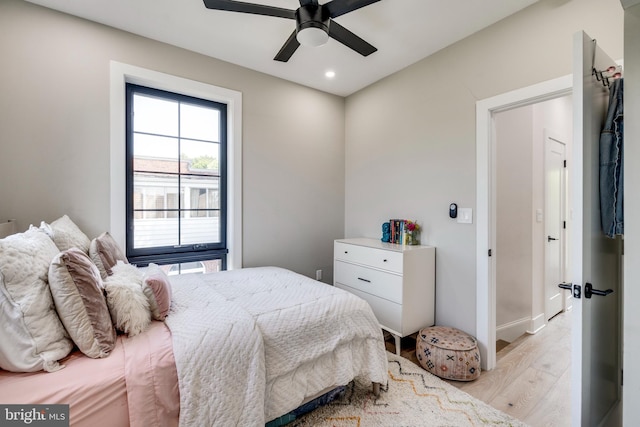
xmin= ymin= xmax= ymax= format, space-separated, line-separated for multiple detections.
xmin=297 ymin=26 xmax=329 ymax=47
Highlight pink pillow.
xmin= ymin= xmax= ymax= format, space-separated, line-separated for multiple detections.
xmin=142 ymin=264 xmax=172 ymax=321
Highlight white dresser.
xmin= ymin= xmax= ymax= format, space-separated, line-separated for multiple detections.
xmin=333 ymin=237 xmax=435 ymax=355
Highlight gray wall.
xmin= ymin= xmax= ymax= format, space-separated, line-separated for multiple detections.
xmin=0 ymin=0 xmax=345 ymax=281
xmin=344 ymin=0 xmax=623 ymax=335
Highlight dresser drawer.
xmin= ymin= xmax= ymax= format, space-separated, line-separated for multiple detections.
xmin=336 ymin=283 xmax=402 ymax=334
xmin=334 ymin=241 xmax=403 ymax=273
xmin=335 ymin=260 xmax=402 ymax=304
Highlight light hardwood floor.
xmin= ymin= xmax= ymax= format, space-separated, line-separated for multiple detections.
xmin=386 ymin=311 xmax=572 ymax=427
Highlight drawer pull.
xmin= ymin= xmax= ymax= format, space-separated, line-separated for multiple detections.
xmin=383 ymin=259 xmax=387 ymax=262
xmin=357 ymin=277 xmax=371 ymax=283
xmin=344 ymin=251 xmax=348 ymax=254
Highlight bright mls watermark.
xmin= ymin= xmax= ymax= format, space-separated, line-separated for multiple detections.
xmin=0 ymin=405 xmax=68 ymax=426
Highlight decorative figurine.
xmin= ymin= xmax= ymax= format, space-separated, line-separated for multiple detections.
xmin=381 ymin=222 xmax=391 ymax=242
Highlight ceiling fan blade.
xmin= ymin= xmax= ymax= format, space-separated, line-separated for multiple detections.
xmin=323 ymin=0 xmax=380 ymax=19
xmin=328 ymin=20 xmax=376 ymax=56
xmin=274 ymin=30 xmax=300 ymax=62
xmin=203 ymin=0 xmax=295 ymax=19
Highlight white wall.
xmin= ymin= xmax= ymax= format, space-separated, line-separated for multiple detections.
xmin=0 ymin=0 xmax=345 ymax=281
xmin=623 ymin=1 xmax=640 ymax=423
xmin=344 ymin=0 xmax=623 ymax=335
xmin=495 ymin=105 xmax=533 ymax=340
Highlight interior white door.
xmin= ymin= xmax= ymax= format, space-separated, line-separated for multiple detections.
xmin=545 ymin=132 xmax=566 ymax=320
xmin=570 ymin=31 xmax=622 ymax=426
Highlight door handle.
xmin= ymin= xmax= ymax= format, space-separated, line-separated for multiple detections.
xmin=558 ymin=282 xmax=581 ymax=298
xmin=584 ymin=282 xmax=613 ymax=299
xmin=548 ymin=236 xmax=558 ymax=242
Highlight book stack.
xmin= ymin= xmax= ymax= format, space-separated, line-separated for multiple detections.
xmin=386 ymin=219 xmax=420 ymax=245
xmin=388 ymin=219 xmax=406 ymax=244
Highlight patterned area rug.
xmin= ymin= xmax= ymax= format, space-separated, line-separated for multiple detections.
xmin=290 ymin=352 xmax=528 ymax=426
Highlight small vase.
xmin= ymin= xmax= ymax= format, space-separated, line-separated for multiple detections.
xmin=404 ymin=230 xmax=419 ymax=245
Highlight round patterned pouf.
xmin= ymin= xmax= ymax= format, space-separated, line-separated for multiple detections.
xmin=416 ymin=326 xmax=481 ymax=381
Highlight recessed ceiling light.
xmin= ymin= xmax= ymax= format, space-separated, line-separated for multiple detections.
xmin=325 ymin=70 xmax=336 ymax=79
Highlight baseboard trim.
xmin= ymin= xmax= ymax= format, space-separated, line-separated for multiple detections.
xmin=496 ymin=317 xmax=530 ymax=342
xmin=526 ymin=313 xmax=546 ymax=334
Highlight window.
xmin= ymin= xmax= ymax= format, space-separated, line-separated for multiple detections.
xmin=125 ymin=84 xmax=228 ymax=270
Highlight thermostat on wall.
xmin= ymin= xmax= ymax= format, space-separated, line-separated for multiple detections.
xmin=449 ymin=203 xmax=457 ymax=219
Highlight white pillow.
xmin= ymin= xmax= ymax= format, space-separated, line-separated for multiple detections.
xmin=41 ymin=215 xmax=91 ymax=254
xmin=103 ymin=262 xmax=151 ymax=336
xmin=0 ymin=228 xmax=73 ymax=372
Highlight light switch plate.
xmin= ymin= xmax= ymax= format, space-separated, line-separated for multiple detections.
xmin=457 ymin=208 xmax=473 ymax=224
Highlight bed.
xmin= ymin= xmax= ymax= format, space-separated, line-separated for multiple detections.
xmin=0 ymin=262 xmax=388 ymax=426
xmin=0 ymin=321 xmax=178 ymax=427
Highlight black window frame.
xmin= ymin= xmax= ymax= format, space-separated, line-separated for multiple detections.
xmin=125 ymin=83 xmax=228 ymax=269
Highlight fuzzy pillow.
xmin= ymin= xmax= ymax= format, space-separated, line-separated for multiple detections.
xmin=41 ymin=215 xmax=91 ymax=254
xmin=0 ymin=228 xmax=73 ymax=372
xmin=103 ymin=262 xmax=150 ymax=336
xmin=90 ymin=232 xmax=128 ymax=279
xmin=142 ymin=264 xmax=172 ymax=321
xmin=49 ymin=248 xmax=116 ymax=358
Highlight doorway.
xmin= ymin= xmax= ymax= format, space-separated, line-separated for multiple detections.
xmin=476 ymin=75 xmax=572 ymax=370
xmin=471 ymin=83 xmax=575 ymax=425
xmin=493 ymin=96 xmax=572 ymax=350
xmin=544 ymin=130 xmax=570 ymax=320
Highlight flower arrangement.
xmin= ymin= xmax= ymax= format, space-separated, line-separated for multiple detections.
xmin=405 ymin=220 xmax=419 ymax=232
xmin=404 ymin=220 xmax=420 ymax=245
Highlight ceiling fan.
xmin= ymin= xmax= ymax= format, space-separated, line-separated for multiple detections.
xmin=202 ymin=0 xmax=380 ymax=62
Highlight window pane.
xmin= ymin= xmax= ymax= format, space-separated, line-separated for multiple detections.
xmin=180 ymin=103 xmax=220 ymax=142
xmin=180 ymin=140 xmax=220 ymax=174
xmin=133 ymin=134 xmax=179 ymax=173
xmin=133 ymin=94 xmax=178 ymax=137
xmin=181 ymin=176 xmax=220 ymax=209
xmin=133 ymin=216 xmax=179 ymax=249
xmin=133 ymin=173 xmax=179 ymax=211
xmin=190 ymin=188 xmax=206 ymax=210
xmin=180 ymin=211 xmax=220 ymax=245
xmin=208 ymin=189 xmax=219 ymax=209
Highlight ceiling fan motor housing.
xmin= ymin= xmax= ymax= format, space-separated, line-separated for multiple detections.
xmin=202 ymin=0 xmax=379 ymax=61
xmin=295 ymin=5 xmax=330 ymax=46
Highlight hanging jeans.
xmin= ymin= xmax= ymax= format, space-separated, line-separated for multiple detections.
xmin=600 ymin=78 xmax=624 ymax=238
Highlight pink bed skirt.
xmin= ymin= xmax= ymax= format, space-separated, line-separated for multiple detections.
xmin=0 ymin=321 xmax=179 ymax=427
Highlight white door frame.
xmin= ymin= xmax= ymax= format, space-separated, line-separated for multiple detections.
xmin=476 ymin=75 xmax=572 ymax=370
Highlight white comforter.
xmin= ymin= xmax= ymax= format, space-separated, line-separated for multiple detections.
xmin=165 ymin=266 xmax=388 ymax=426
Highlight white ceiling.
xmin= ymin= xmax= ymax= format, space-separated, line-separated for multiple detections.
xmin=24 ymin=0 xmax=538 ymax=96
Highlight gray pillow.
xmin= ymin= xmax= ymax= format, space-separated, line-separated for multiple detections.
xmin=90 ymin=232 xmax=128 ymax=279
